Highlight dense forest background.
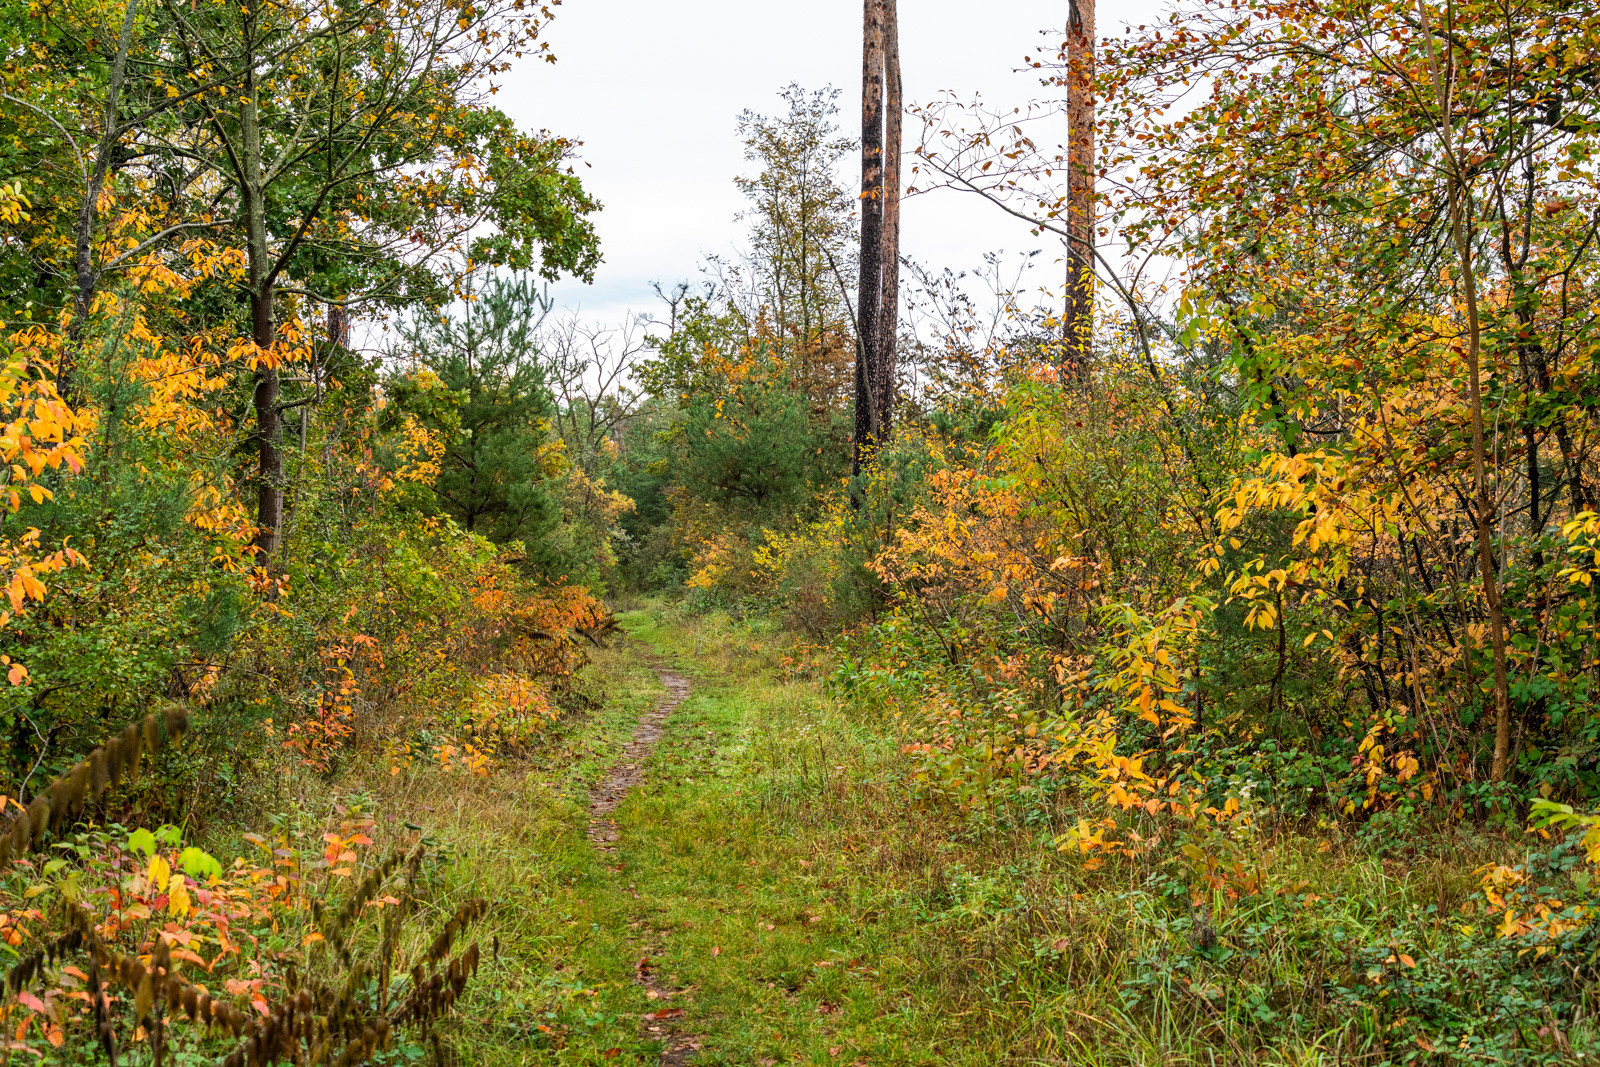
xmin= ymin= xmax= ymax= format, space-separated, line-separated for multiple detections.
xmin=2 ymin=0 xmax=1600 ymax=1060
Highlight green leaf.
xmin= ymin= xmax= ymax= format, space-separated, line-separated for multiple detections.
xmin=178 ymin=846 xmax=222 ymax=881
xmin=1529 ymin=798 xmax=1580 ymax=829
xmin=127 ymin=829 xmax=156 ymax=857
xmin=155 ymin=824 xmax=184 ymax=847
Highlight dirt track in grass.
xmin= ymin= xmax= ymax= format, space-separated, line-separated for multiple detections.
xmin=587 ymin=660 xmax=700 ymax=1065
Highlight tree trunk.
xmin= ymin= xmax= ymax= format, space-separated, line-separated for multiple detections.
xmin=854 ymin=0 xmax=901 ymax=475
xmin=250 ymin=287 xmax=283 ymax=563
xmin=1063 ymin=0 xmax=1095 ymax=379
xmin=877 ymin=0 xmax=901 ymax=438
xmin=68 ymin=0 xmax=142 ymax=350
xmin=853 ymin=0 xmax=884 ymax=479
xmin=1417 ymin=0 xmax=1511 ymax=781
xmin=239 ymin=2 xmax=284 ymax=565
xmin=1457 ymin=220 xmax=1512 ymax=783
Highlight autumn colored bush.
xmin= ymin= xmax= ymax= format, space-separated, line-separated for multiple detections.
xmin=0 ymin=804 xmax=489 ymax=1063
xmin=0 ymin=0 xmax=618 ymax=1042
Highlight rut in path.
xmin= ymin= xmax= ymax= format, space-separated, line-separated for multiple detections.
xmin=586 ymin=665 xmax=690 ymax=848
xmin=585 ymin=662 xmax=700 ymax=1065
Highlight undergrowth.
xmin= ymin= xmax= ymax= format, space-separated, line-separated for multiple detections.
xmin=635 ymin=604 xmax=1600 ymax=1065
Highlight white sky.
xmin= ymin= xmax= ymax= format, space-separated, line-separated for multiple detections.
xmin=500 ymin=0 xmax=1143 ymax=327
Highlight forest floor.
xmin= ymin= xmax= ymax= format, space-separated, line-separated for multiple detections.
xmin=394 ymin=605 xmax=1007 ymax=1066
xmin=369 ymin=604 xmax=1523 ymax=1067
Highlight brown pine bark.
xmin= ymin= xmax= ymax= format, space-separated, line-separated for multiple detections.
xmin=854 ymin=0 xmax=901 ymax=477
xmin=1063 ymin=0 xmax=1095 ymax=379
xmin=878 ymin=0 xmax=901 ymax=437
xmin=854 ymin=0 xmax=885 ymax=478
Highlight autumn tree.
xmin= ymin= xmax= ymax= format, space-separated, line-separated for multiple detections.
xmin=1096 ymin=0 xmax=1600 ymax=783
xmin=905 ymin=0 xmax=1600 ymax=787
xmin=154 ymin=0 xmax=599 ymax=563
xmin=0 ymin=0 xmax=243 ymax=346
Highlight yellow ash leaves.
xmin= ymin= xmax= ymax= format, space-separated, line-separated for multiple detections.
xmin=0 ymin=351 xmax=89 ymax=643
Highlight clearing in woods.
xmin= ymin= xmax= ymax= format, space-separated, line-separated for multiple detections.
xmin=445 ymin=606 xmax=1015 ymax=1066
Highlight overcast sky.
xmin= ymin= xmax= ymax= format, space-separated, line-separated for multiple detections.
xmin=498 ymin=0 xmax=1130 ymax=327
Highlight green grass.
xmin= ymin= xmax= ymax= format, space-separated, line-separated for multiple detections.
xmin=349 ymin=603 xmax=1577 ymax=1066
xmin=365 ymin=605 xmax=979 ymax=1065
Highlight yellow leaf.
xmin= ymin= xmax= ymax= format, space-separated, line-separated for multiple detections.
xmin=168 ymin=878 xmax=190 ymax=919
xmin=148 ymin=854 xmax=171 ymax=893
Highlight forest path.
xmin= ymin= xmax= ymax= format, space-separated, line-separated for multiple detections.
xmin=587 ymin=664 xmax=691 ymax=852
xmin=586 ymin=660 xmax=702 ymax=1063
xmin=527 ymin=609 xmax=965 ymax=1066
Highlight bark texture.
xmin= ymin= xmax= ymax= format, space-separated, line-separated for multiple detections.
xmin=239 ymin=4 xmax=284 ymax=565
xmin=1063 ymin=0 xmax=1095 ymax=378
xmin=853 ymin=0 xmax=901 ymax=476
xmin=878 ymin=0 xmax=901 ymax=436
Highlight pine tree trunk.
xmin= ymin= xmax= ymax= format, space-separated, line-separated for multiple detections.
xmin=1063 ymin=0 xmax=1095 ymax=379
xmin=853 ymin=0 xmax=885 ymax=479
xmin=878 ymin=0 xmax=901 ymax=437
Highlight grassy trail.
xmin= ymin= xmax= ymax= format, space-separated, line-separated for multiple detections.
xmin=422 ymin=606 xmax=1507 ymax=1066
xmin=440 ymin=607 xmax=977 ymax=1066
